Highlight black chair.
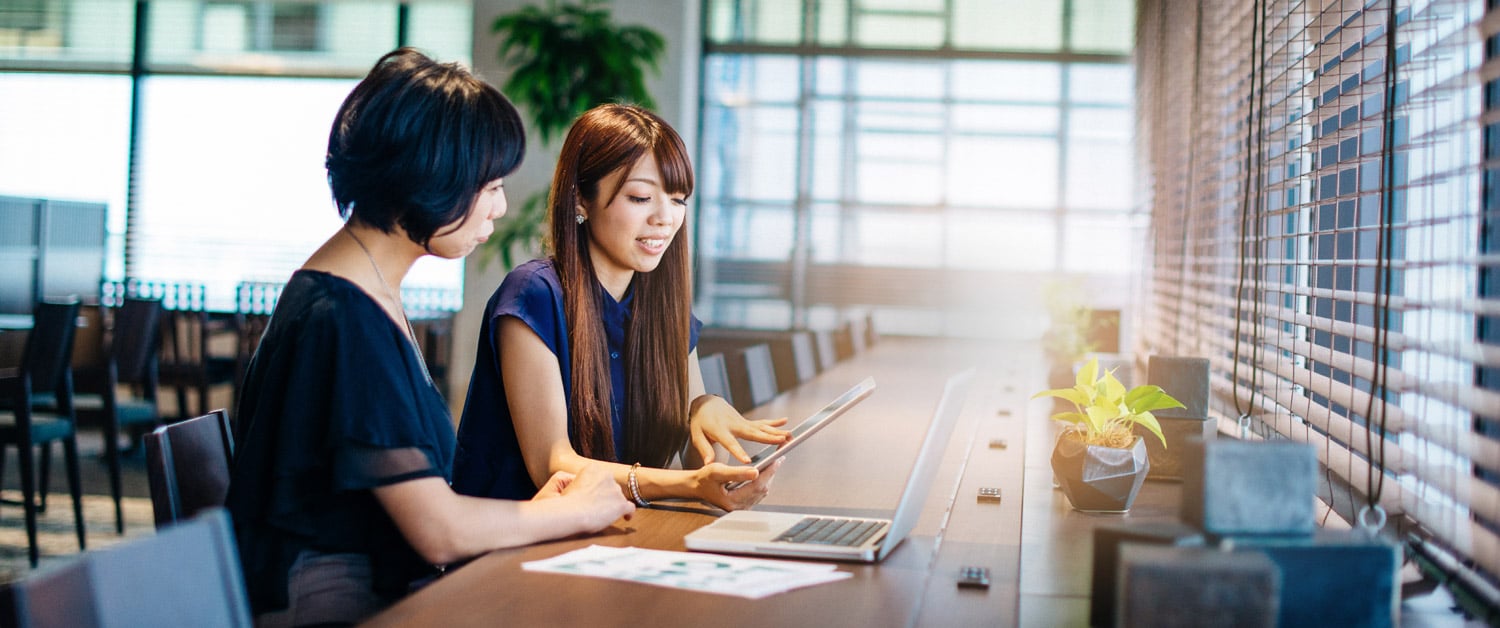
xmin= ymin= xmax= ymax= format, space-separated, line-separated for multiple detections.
xmin=698 ymin=352 xmax=733 ymax=407
xmin=0 ymin=300 xmax=87 ymax=567
xmin=812 ymin=329 xmax=839 ymax=372
xmin=0 ymin=508 xmax=252 ymax=627
xmin=701 ymin=328 xmax=819 ymax=394
xmin=722 ymin=344 xmax=779 ymax=413
xmin=147 ymin=282 xmax=235 ymax=420
xmin=741 ymin=343 xmax=779 ymax=407
xmin=73 ymin=297 xmax=164 ymax=534
xmin=144 ymin=409 xmax=234 ymax=528
xmin=232 ymin=280 xmax=281 ymax=415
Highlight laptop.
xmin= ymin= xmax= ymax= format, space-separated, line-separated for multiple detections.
xmin=684 ymin=369 xmax=975 ymax=562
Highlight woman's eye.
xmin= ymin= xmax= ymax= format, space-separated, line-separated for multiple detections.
xmin=671 ymin=197 xmax=688 ymax=206
xmin=628 ymin=195 xmax=650 ymax=203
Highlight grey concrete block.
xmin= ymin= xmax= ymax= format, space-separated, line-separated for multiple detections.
xmin=1117 ymin=545 xmax=1278 ymax=628
xmin=1230 ymin=529 xmax=1401 ymax=628
xmin=1141 ymin=356 xmax=1215 ymax=480
xmin=1181 ymin=440 xmax=1316 ymax=536
xmin=1147 ymin=356 xmax=1210 ymax=420
xmin=1090 ymin=522 xmax=1205 ymax=627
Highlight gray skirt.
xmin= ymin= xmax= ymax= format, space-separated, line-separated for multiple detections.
xmin=255 ymin=551 xmax=390 ymax=627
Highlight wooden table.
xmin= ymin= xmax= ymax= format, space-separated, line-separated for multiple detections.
xmin=364 ymin=336 xmax=1039 ymax=627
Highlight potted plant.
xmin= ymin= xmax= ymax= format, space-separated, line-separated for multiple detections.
xmin=480 ymin=0 xmax=666 ymax=269
xmin=1033 ymin=357 xmax=1185 ymax=512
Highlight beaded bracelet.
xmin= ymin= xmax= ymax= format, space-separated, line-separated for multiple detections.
xmin=628 ymin=462 xmax=651 ymax=507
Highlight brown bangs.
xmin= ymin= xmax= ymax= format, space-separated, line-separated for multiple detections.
xmin=652 ymin=129 xmax=694 ymax=198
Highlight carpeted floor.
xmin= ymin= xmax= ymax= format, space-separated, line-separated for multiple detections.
xmin=0 ymin=491 xmax=155 ymax=584
xmin=0 ymin=425 xmax=162 ymax=584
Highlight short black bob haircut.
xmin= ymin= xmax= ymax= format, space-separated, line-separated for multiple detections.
xmin=326 ymin=47 xmax=525 ymax=247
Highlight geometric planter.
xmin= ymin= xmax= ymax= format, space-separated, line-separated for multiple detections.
xmin=1051 ymin=434 xmax=1151 ymax=513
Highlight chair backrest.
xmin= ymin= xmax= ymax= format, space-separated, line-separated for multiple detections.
xmin=698 ymin=352 xmax=733 ymax=407
xmin=2 ymin=509 xmax=252 ymax=628
xmin=742 ymin=343 xmax=779 ymax=407
xmin=145 ymin=410 xmax=235 ymax=528
xmin=22 ymin=300 xmax=80 ymax=398
xmin=110 ymin=297 xmax=163 ymax=386
xmin=812 ymin=329 xmax=838 ymax=372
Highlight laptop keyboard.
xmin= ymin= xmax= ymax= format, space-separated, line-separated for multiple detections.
xmin=775 ymin=517 xmax=886 ymax=547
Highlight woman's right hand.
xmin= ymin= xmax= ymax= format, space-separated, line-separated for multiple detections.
xmin=691 ymin=459 xmax=781 ymax=512
xmin=548 ymin=464 xmax=635 ymax=532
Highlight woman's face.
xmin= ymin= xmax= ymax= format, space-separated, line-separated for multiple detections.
xmin=583 ymin=156 xmax=686 ymax=298
xmin=426 ymin=178 xmax=507 ymax=259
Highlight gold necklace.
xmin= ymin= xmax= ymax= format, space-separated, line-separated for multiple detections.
xmin=345 ymin=225 xmax=431 ymax=383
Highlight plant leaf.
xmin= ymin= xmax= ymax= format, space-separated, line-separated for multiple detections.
xmin=1050 ymin=411 xmax=1088 ymax=425
xmin=1133 ymin=411 xmax=1167 ymax=448
xmin=1031 ymin=387 xmax=1089 ymax=409
xmin=1075 ymin=357 xmax=1099 ymax=389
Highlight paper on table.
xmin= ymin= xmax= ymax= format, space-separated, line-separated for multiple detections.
xmin=521 ymin=545 xmax=852 ymax=599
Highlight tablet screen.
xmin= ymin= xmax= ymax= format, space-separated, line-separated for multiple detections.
xmin=732 ymin=376 xmax=876 ymax=482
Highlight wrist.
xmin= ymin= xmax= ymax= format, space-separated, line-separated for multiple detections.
xmin=627 ymin=463 xmax=651 ymax=507
xmin=689 ymin=393 xmax=721 ymax=418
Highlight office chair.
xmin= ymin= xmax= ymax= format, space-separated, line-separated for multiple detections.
xmin=0 ymin=508 xmax=252 ymax=627
xmin=73 ymin=297 xmax=164 ymax=534
xmin=144 ymin=409 xmax=235 ymax=528
xmin=0 ymin=300 xmax=87 ymax=567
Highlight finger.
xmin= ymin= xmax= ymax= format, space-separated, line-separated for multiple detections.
xmin=722 ymin=439 xmax=752 ymax=464
xmin=691 ymin=427 xmax=716 ymax=464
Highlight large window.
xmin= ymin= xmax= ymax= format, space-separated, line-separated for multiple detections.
xmin=697 ymin=0 xmax=1139 ymax=337
xmin=1138 ymin=0 xmax=1498 ymax=605
xmin=0 ymin=0 xmax=471 ymax=311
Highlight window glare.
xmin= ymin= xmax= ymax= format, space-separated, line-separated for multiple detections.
xmin=700 ymin=0 xmax=1137 ymax=334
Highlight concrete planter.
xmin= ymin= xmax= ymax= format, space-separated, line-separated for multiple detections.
xmin=1051 ymin=434 xmax=1150 ymax=513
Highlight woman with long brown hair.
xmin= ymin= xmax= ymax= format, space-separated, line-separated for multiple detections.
xmin=454 ymin=104 xmax=788 ymax=510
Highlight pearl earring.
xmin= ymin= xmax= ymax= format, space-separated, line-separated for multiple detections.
xmin=576 ymin=213 xmax=586 ymax=225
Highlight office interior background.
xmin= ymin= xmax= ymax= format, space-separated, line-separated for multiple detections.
xmin=0 ymin=0 xmax=1496 ymax=617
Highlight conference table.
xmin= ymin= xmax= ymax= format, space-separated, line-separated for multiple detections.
xmin=364 ymin=336 xmax=1038 ymax=627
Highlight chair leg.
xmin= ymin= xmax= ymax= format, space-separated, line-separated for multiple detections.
xmin=63 ymin=435 xmax=86 ymax=552
xmin=36 ymin=442 xmax=50 ymax=513
xmin=17 ymin=438 xmax=39 ymax=568
xmin=105 ymin=418 xmax=125 ymax=535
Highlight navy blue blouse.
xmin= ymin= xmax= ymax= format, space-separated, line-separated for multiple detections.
xmin=452 ymin=258 xmax=701 ymax=500
xmin=225 ymin=270 xmax=455 ymax=615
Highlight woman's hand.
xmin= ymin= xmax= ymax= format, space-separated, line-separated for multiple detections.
xmin=533 ymin=470 xmax=575 ymax=500
xmin=688 ymin=395 xmax=790 ymax=464
xmin=690 ymin=459 xmax=783 ymax=511
xmin=541 ymin=463 xmax=635 ymax=530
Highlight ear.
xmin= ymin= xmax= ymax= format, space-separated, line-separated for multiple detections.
xmin=575 ymin=202 xmax=587 ymax=221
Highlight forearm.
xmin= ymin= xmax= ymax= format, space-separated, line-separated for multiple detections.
xmin=375 ymin=479 xmax=596 ymax=566
xmin=630 ymin=465 xmax=702 ymax=503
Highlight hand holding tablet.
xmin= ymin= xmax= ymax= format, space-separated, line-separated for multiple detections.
xmin=724 ymin=377 xmax=876 ymax=490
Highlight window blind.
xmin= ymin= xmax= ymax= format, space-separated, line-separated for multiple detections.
xmin=1138 ymin=0 xmax=1498 ymax=595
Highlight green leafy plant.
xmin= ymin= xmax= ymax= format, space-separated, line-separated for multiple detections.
xmin=1031 ymin=357 xmax=1184 ymax=449
xmin=1041 ymin=279 xmax=1115 ymax=366
xmin=481 ymin=0 xmax=666 ymax=269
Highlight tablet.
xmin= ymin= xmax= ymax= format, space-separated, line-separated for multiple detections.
xmin=724 ymin=376 xmax=876 ymax=490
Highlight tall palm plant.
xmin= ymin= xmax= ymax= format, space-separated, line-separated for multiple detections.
xmin=482 ymin=0 xmax=666 ymax=269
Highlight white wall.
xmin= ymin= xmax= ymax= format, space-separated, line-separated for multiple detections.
xmin=449 ymin=0 xmax=701 ymax=414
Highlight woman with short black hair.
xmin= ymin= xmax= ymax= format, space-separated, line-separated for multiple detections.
xmin=227 ymin=49 xmax=633 ymax=627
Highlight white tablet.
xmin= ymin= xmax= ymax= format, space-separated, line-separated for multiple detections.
xmin=724 ymin=376 xmax=876 ymax=490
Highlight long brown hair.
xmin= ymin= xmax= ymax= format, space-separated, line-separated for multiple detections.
xmin=547 ymin=104 xmax=695 ymax=466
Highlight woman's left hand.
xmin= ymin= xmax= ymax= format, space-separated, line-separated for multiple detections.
xmin=688 ymin=395 xmax=790 ymax=464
